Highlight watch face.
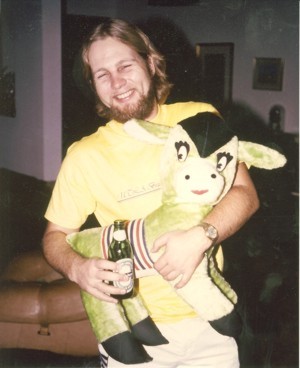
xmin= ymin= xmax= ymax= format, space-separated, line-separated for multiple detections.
xmin=207 ymin=226 xmax=218 ymax=239
xmin=201 ymin=222 xmax=218 ymax=241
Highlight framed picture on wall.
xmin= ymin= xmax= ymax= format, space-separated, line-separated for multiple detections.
xmin=253 ymin=57 xmax=284 ymax=91
xmin=195 ymin=42 xmax=234 ymax=109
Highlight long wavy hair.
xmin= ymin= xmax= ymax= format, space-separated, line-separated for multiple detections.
xmin=81 ymin=18 xmax=172 ymax=118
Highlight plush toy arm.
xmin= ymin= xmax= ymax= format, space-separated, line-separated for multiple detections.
xmin=238 ymin=141 xmax=287 ymax=169
xmin=124 ymin=119 xmax=171 ymax=144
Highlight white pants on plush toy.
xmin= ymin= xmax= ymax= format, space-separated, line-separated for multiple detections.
xmin=99 ymin=317 xmax=239 ymax=368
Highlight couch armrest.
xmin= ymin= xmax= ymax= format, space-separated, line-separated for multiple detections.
xmin=1 ymin=249 xmax=63 ymax=283
xmin=0 ymin=278 xmax=87 ymax=324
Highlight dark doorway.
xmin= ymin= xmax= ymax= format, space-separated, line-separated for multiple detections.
xmin=195 ymin=42 xmax=234 ymax=113
xmin=62 ymin=13 xmax=106 ymax=155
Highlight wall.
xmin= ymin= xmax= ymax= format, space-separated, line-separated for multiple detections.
xmin=0 ymin=0 xmax=61 ymax=181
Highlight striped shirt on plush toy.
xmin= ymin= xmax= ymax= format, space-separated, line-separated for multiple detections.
xmin=101 ymin=219 xmax=154 ymax=271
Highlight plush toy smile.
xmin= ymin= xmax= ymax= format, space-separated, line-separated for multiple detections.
xmin=192 ymin=189 xmax=208 ymax=195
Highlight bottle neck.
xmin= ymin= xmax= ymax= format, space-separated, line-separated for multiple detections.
xmin=113 ymin=220 xmax=127 ymax=241
xmin=113 ymin=229 xmax=126 ymax=241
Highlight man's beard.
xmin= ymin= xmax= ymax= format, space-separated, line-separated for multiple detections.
xmin=107 ymin=83 xmax=156 ymax=123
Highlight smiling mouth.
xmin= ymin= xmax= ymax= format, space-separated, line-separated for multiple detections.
xmin=115 ymin=90 xmax=134 ymax=101
xmin=191 ymin=189 xmax=208 ymax=195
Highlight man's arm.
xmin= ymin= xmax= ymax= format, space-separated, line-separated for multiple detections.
xmin=42 ymin=222 xmax=128 ymax=303
xmin=152 ymin=162 xmax=260 ymax=288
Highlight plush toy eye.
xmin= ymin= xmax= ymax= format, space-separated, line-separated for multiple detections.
xmin=216 ymin=152 xmax=233 ymax=172
xmin=175 ymin=141 xmax=190 ymax=162
xmin=185 ymin=175 xmax=190 ymax=180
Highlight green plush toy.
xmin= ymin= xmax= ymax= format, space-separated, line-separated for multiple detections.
xmin=67 ymin=112 xmax=286 ymax=364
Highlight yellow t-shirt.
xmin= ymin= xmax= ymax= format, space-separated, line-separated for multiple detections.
xmin=45 ymin=101 xmax=219 ymax=323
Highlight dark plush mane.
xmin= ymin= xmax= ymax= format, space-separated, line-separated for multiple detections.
xmin=178 ymin=112 xmax=235 ymax=158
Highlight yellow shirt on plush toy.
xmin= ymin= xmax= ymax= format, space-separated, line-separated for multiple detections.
xmin=45 ymin=101 xmax=219 ymax=323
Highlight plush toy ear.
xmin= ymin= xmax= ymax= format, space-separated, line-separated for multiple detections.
xmin=124 ymin=119 xmax=171 ymax=144
xmin=238 ymin=141 xmax=287 ymax=169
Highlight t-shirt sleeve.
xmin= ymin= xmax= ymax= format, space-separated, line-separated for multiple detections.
xmin=45 ymin=149 xmax=96 ymax=229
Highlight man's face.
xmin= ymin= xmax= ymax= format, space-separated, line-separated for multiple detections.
xmin=88 ymin=37 xmax=157 ymax=122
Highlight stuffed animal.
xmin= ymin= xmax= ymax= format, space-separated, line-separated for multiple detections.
xmin=67 ymin=112 xmax=286 ymax=364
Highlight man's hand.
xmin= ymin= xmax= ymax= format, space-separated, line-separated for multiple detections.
xmin=152 ymin=226 xmax=212 ymax=288
xmin=71 ymin=257 xmax=129 ymax=303
xmin=43 ymin=222 xmax=128 ymax=303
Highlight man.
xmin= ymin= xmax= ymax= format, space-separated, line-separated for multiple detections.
xmin=43 ymin=18 xmax=259 ymax=367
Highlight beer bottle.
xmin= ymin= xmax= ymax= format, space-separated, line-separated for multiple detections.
xmin=108 ymin=219 xmax=134 ymax=299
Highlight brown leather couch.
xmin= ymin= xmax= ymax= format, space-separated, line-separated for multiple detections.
xmin=0 ymin=249 xmax=98 ymax=356
xmin=0 ymin=169 xmax=98 ymax=356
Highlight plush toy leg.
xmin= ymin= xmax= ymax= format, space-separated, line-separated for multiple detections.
xmin=67 ymin=229 xmax=152 ymax=363
xmin=207 ymin=256 xmax=242 ymax=338
xmin=172 ymin=256 xmax=234 ymax=320
xmin=121 ymin=294 xmax=169 ymax=346
xmin=81 ymin=291 xmax=153 ymax=364
xmin=209 ymin=308 xmax=242 ymax=338
xmin=171 ymin=255 xmax=241 ymax=337
xmin=101 ymin=331 xmax=152 ymax=364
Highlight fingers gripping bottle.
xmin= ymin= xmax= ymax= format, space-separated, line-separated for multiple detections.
xmin=108 ymin=220 xmax=134 ymax=299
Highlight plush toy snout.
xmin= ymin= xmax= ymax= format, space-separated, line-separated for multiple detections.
xmin=174 ymin=157 xmax=225 ymax=205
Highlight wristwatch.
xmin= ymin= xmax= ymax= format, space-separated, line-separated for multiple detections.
xmin=200 ymin=222 xmax=218 ymax=242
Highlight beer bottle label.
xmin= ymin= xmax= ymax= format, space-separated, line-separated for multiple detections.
xmin=114 ymin=258 xmax=134 ymax=292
